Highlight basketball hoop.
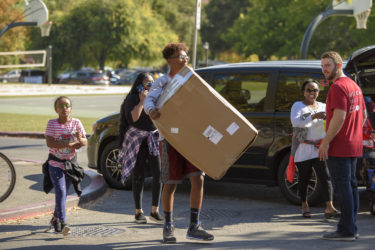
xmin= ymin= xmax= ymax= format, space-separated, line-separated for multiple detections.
xmin=354 ymin=9 xmax=371 ymax=29
xmin=41 ymin=21 xmax=52 ymax=37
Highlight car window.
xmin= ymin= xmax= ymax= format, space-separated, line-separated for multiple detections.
xmin=212 ymin=73 xmax=269 ymax=112
xmin=77 ymin=72 xmax=87 ymax=77
xmin=276 ymin=72 xmax=329 ymax=112
xmin=358 ymin=69 xmax=375 ymax=98
xmin=357 ymin=69 xmax=375 ymax=125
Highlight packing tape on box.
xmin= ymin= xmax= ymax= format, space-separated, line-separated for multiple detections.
xmin=156 ymin=71 xmax=193 ymax=108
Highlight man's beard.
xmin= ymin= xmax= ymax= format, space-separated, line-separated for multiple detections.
xmin=326 ymin=65 xmax=338 ymax=81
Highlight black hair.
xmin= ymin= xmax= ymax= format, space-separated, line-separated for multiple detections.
xmin=301 ymin=79 xmax=319 ymax=92
xmin=118 ymin=72 xmax=150 ymax=146
xmin=54 ymin=96 xmax=72 ymax=108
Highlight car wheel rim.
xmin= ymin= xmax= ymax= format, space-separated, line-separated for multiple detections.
xmin=284 ymin=167 xmax=318 ymax=199
xmin=104 ymin=148 xmax=122 ymax=183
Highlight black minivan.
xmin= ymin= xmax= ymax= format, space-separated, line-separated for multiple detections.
xmin=87 ymin=45 xmax=375 ymax=205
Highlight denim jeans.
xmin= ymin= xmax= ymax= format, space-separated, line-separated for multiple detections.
xmin=327 ymin=157 xmax=358 ymax=237
xmin=48 ymin=165 xmax=72 ymax=223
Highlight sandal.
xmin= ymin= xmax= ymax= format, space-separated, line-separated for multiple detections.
xmin=324 ymin=210 xmax=341 ymax=219
xmin=302 ymin=211 xmax=311 ymax=218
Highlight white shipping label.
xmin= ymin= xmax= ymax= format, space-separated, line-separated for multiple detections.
xmin=226 ymin=122 xmax=239 ymax=135
xmin=170 ymin=127 xmax=179 ymax=134
xmin=203 ymin=125 xmax=223 ymax=145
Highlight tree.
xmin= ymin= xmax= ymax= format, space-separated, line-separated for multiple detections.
xmin=147 ymin=0 xmax=196 ymax=48
xmin=30 ymin=0 xmax=177 ymax=73
xmin=223 ymin=0 xmax=375 ymax=60
xmin=0 ymin=0 xmax=27 ymax=54
xmin=200 ymin=0 xmax=252 ymax=58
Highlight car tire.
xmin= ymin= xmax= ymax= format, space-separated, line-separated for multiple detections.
xmin=277 ymin=154 xmax=323 ymax=206
xmin=100 ymin=140 xmax=132 ymax=190
xmin=370 ymin=192 xmax=375 ymax=216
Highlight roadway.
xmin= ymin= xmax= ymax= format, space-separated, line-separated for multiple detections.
xmin=0 ymin=95 xmax=126 ymax=118
xmin=0 ymin=137 xmax=375 ymax=249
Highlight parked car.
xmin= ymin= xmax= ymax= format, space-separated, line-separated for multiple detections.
xmin=104 ymin=70 xmax=121 ymax=85
xmin=60 ymin=70 xmax=109 ymax=85
xmin=56 ymin=71 xmax=73 ymax=83
xmin=19 ymin=69 xmax=46 ymax=83
xmin=116 ymin=71 xmax=144 ymax=85
xmin=87 ymin=45 xmax=375 ymax=205
xmin=0 ymin=69 xmax=21 ymax=83
xmin=116 ymin=69 xmax=165 ymax=85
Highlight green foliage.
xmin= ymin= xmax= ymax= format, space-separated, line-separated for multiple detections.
xmin=223 ymin=0 xmax=375 ymax=60
xmin=147 ymin=0 xmax=196 ymax=48
xmin=200 ymin=0 xmax=253 ymax=58
xmin=28 ymin=0 xmax=177 ymax=73
xmin=0 ymin=0 xmax=27 ymax=56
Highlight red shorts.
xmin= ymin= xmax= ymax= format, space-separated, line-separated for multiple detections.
xmin=160 ymin=141 xmax=203 ymax=184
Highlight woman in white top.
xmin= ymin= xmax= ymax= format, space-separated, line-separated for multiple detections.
xmin=290 ymin=79 xmax=339 ymax=218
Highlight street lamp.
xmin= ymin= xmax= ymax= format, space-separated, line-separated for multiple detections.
xmin=203 ymin=42 xmax=209 ymax=66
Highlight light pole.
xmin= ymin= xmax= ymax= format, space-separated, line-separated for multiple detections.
xmin=203 ymin=42 xmax=209 ymax=66
xmin=192 ymin=0 xmax=201 ymax=69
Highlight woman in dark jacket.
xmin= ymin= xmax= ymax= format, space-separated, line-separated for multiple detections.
xmin=118 ymin=72 xmax=163 ymax=224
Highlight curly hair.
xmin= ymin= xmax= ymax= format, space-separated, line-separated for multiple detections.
xmin=162 ymin=42 xmax=189 ymax=60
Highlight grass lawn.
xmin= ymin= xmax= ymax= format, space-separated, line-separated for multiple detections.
xmin=0 ymin=113 xmax=97 ymax=134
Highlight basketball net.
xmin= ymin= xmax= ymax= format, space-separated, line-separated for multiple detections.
xmin=40 ymin=21 xmax=52 ymax=37
xmin=354 ymin=9 xmax=371 ymax=29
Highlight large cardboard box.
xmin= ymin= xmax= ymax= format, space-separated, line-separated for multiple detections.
xmin=154 ymin=66 xmax=258 ymax=180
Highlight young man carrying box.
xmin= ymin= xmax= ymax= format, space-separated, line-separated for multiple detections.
xmin=144 ymin=42 xmax=214 ymax=243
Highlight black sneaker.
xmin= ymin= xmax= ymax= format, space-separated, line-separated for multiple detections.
xmin=150 ymin=212 xmax=164 ymax=224
xmin=186 ymin=223 xmax=214 ymax=241
xmin=163 ymin=222 xmax=176 ymax=243
xmin=50 ymin=217 xmax=61 ymax=233
xmin=322 ymin=231 xmax=355 ymax=241
xmin=135 ymin=213 xmax=147 ymax=224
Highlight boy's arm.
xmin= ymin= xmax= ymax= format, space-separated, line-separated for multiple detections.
xmin=144 ymin=77 xmax=164 ymax=115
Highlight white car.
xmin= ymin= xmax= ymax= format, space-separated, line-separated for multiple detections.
xmin=0 ymin=70 xmax=21 ymax=83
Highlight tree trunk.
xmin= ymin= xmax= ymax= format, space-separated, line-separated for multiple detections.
xmin=98 ymin=50 xmax=106 ymax=71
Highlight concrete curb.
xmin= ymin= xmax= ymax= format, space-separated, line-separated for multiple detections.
xmin=0 ymin=132 xmax=92 ymax=139
xmin=0 ymin=169 xmax=107 ymax=222
xmin=0 ymin=131 xmax=45 ymax=139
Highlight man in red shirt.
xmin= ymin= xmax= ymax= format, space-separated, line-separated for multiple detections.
xmin=319 ymin=51 xmax=367 ymax=241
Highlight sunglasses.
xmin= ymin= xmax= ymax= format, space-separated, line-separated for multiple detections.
xmin=144 ymin=81 xmax=153 ymax=88
xmin=305 ymin=88 xmax=319 ymax=93
xmin=170 ymin=55 xmax=190 ymax=61
xmin=56 ymin=104 xmax=72 ymax=109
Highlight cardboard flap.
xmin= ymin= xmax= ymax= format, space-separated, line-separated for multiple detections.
xmin=156 ymin=66 xmax=193 ymax=108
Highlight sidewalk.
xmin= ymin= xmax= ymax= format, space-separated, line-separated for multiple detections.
xmin=0 ymin=158 xmax=107 ymax=222
xmin=0 ymin=83 xmax=131 ymax=96
xmin=0 ymin=84 xmax=117 ymax=221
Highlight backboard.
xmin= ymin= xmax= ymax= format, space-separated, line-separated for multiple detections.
xmin=25 ymin=0 xmax=49 ymax=26
xmin=0 ymin=50 xmax=47 ymax=69
xmin=332 ymin=0 xmax=372 ymax=28
xmin=333 ymin=0 xmax=372 ymax=14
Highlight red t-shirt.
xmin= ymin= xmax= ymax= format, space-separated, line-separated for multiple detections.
xmin=325 ymin=77 xmax=364 ymax=157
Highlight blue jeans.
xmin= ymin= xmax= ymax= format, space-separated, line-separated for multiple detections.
xmin=327 ymin=157 xmax=359 ymax=237
xmin=48 ymin=165 xmax=72 ymax=223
